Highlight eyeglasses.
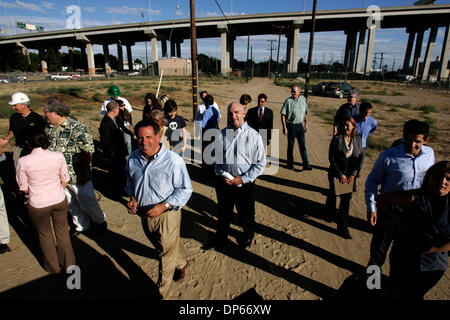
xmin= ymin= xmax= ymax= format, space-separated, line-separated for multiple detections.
xmin=259 ymin=100 xmax=266 ymax=103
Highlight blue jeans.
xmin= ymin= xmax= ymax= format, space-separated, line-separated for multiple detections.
xmin=286 ymin=122 xmax=309 ymax=167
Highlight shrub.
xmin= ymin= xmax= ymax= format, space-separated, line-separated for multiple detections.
xmin=419 ymin=105 xmax=436 ymax=114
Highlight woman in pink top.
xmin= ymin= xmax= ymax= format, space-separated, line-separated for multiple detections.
xmin=16 ymin=127 xmax=75 ymax=274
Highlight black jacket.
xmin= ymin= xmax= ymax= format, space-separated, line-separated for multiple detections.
xmin=245 ymin=106 xmax=273 ymax=142
xmin=99 ymin=115 xmax=128 ymax=159
xmin=328 ymin=134 xmax=363 ymax=179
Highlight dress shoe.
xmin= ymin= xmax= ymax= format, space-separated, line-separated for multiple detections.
xmin=173 ymin=261 xmax=188 ymax=282
xmin=238 ymin=236 xmax=253 ymax=249
xmin=303 ymin=164 xmax=313 ymax=171
xmin=202 ymin=238 xmax=227 ymax=251
xmin=286 ymin=164 xmax=295 ymax=171
xmin=337 ymin=226 xmax=352 ymax=239
xmin=0 ymin=244 xmax=11 ymax=254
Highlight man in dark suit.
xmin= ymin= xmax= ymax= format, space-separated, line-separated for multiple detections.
xmin=245 ymin=93 xmax=273 ymax=146
xmin=99 ymin=101 xmax=128 ymax=199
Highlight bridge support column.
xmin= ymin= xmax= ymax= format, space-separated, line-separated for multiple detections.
xmin=286 ymin=20 xmax=303 ymax=74
xmin=117 ymin=43 xmax=124 ymax=71
xmin=126 ymin=44 xmax=133 ymax=71
xmin=103 ymin=44 xmax=111 ymax=76
xmin=355 ymin=29 xmax=366 ymax=73
xmin=161 ymin=40 xmax=167 ymax=58
xmin=421 ymin=26 xmax=438 ymax=81
xmin=39 ymin=49 xmax=48 ymax=73
xmin=86 ymin=43 xmax=96 ymax=76
xmin=412 ymin=29 xmax=425 ymax=77
xmin=364 ymin=26 xmax=376 ymax=75
xmin=439 ymin=25 xmax=450 ymax=81
xmin=403 ymin=29 xmax=415 ymax=72
xmin=176 ymin=41 xmax=181 ymax=58
xmin=68 ymin=47 xmax=75 ymax=71
xmin=344 ymin=29 xmax=357 ymax=73
xmin=151 ymin=37 xmax=159 ymax=62
xmin=218 ymin=24 xmax=231 ymax=76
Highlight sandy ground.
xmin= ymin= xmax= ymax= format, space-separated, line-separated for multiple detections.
xmin=0 ymin=77 xmax=448 ymax=301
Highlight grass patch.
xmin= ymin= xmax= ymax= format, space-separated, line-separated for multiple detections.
xmin=314 ymin=108 xmax=336 ymax=124
xmin=390 ymin=91 xmax=405 ymax=96
xmin=366 ymin=135 xmax=391 ymax=151
xmin=361 ymin=98 xmax=385 ymax=105
xmin=92 ymin=93 xmax=104 ymax=102
xmin=389 ymin=106 xmax=399 ymax=112
xmin=0 ymin=95 xmax=15 ymax=119
xmin=159 ymin=85 xmax=181 ymax=92
xmin=419 ymin=105 xmax=437 ymax=114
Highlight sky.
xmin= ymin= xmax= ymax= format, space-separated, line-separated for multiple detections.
xmin=0 ymin=0 xmax=449 ymax=70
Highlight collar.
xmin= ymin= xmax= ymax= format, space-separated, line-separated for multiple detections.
xmin=401 ymin=144 xmax=428 ymax=158
xmin=31 ymin=147 xmax=46 ymax=154
xmin=139 ymin=143 xmax=164 ymax=163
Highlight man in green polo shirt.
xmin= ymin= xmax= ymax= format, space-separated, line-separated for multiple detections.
xmin=280 ymin=84 xmax=312 ymax=171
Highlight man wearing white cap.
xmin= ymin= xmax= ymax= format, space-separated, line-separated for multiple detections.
xmin=0 ymin=92 xmax=46 ymax=167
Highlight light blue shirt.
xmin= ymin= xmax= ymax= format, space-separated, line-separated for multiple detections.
xmin=126 ymin=145 xmax=192 ymax=212
xmin=354 ymin=114 xmax=377 ymax=148
xmin=215 ymin=122 xmax=266 ymax=184
xmin=201 ymin=105 xmax=220 ymax=130
xmin=364 ymin=144 xmax=435 ymax=213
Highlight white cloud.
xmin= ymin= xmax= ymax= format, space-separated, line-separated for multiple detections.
xmin=84 ymin=7 xmax=96 ymax=14
xmin=106 ymin=6 xmax=161 ymax=16
xmin=205 ymin=11 xmax=220 ymax=17
xmin=41 ymin=1 xmax=56 ymax=10
xmin=0 ymin=0 xmax=45 ymax=13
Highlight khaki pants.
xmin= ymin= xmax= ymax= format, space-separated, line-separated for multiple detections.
xmin=142 ymin=209 xmax=187 ymax=299
xmin=28 ymin=198 xmax=76 ymax=274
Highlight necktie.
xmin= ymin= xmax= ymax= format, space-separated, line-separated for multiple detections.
xmin=259 ymin=108 xmax=264 ymax=123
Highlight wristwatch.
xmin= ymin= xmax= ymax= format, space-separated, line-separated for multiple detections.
xmin=164 ymin=202 xmax=172 ymax=211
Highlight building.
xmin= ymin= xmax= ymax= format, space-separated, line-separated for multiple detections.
xmin=157 ymin=57 xmax=191 ymax=76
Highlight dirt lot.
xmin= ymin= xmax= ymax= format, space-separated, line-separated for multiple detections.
xmin=0 ymin=76 xmax=448 ymax=301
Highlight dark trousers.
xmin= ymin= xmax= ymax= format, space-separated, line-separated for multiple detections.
xmin=215 ymin=176 xmax=255 ymax=242
xmin=325 ymin=176 xmax=352 ymax=228
xmin=286 ymin=123 xmax=309 ymax=167
xmin=107 ymin=156 xmax=126 ymax=198
xmin=368 ymin=211 xmax=397 ymax=267
xmin=389 ymin=249 xmax=445 ymax=300
xmin=28 ymin=198 xmax=75 ymax=274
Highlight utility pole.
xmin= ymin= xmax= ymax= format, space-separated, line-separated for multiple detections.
xmin=273 ymin=25 xmax=285 ymax=78
xmin=392 ymin=56 xmax=396 ymax=71
xmin=142 ymin=11 xmax=148 ymax=76
xmin=304 ymin=0 xmax=317 ymax=101
xmin=251 ymin=46 xmax=254 ymax=78
xmin=373 ymin=52 xmax=378 ymax=71
xmin=379 ymin=52 xmax=384 ymax=71
xmin=266 ymin=40 xmax=277 ymax=78
xmin=246 ymin=34 xmax=250 ymax=83
xmin=190 ymin=0 xmax=198 ymax=121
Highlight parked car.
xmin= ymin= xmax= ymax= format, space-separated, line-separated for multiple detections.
xmin=312 ymin=81 xmax=329 ymax=95
xmin=128 ymin=71 xmax=140 ymax=76
xmin=70 ymin=74 xmax=81 ymax=80
xmin=324 ymin=82 xmax=359 ymax=99
xmin=0 ymin=78 xmax=9 ymax=84
xmin=50 ymin=74 xmax=72 ymax=81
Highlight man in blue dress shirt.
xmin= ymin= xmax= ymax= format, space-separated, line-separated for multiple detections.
xmin=365 ymin=119 xmax=435 ymax=267
xmin=126 ymin=119 xmax=193 ymax=299
xmin=205 ymin=102 xmax=266 ymax=250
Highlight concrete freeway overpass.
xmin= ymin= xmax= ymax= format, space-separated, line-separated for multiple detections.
xmin=1 ymin=4 xmax=449 ymax=80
